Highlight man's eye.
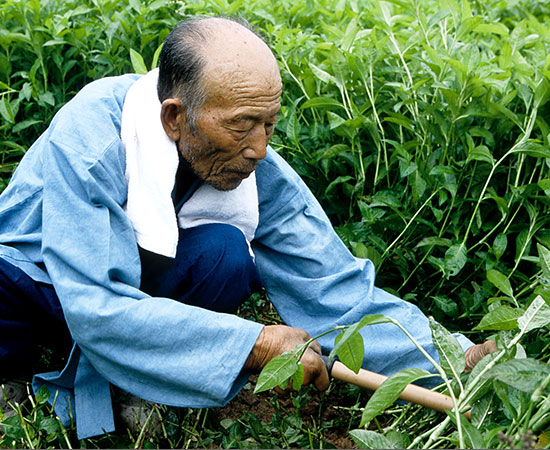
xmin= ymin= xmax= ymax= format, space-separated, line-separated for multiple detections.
xmin=231 ymin=127 xmax=251 ymax=135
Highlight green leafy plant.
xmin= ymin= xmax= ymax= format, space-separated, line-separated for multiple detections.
xmin=256 ymin=292 xmax=550 ymax=448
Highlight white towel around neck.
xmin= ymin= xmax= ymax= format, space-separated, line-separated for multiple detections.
xmin=121 ymin=69 xmax=259 ymax=258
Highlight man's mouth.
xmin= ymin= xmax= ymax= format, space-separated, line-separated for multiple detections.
xmin=227 ymin=166 xmax=257 ymax=179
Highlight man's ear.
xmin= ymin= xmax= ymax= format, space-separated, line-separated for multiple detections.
xmin=160 ymin=98 xmax=184 ymax=142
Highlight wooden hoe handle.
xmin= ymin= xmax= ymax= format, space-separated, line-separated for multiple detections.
xmin=329 ymin=360 xmax=471 ymax=420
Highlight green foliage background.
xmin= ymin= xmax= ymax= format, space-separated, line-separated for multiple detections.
xmin=2 ymin=0 xmax=550 ymax=338
xmin=1 ymin=0 xmax=550 ymax=447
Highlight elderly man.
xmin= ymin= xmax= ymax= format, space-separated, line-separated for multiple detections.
xmin=0 ymin=16 xmax=494 ymax=438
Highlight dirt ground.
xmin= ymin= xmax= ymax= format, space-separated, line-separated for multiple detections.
xmin=214 ymin=375 xmax=362 ymax=449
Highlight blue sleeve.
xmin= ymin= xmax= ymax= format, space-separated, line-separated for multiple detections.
xmin=252 ymin=148 xmax=473 ymax=377
xmin=38 ymin=93 xmax=262 ymax=428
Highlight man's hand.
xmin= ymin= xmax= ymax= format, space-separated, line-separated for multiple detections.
xmin=464 ymin=339 xmax=498 ymax=372
xmin=244 ymin=325 xmax=330 ymax=391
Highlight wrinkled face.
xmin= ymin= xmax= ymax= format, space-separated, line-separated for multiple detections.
xmin=176 ymin=64 xmax=282 ymax=191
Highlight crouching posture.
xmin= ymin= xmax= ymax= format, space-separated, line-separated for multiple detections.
xmin=0 ymin=16 xmax=494 ymax=438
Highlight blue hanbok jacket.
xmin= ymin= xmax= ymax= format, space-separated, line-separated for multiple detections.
xmin=0 ymin=74 xmax=473 ymax=438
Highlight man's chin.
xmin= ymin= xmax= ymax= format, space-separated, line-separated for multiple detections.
xmin=206 ymin=178 xmax=243 ymax=191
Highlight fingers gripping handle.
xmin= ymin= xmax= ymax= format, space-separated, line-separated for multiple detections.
xmin=321 ymin=356 xmax=470 ymax=419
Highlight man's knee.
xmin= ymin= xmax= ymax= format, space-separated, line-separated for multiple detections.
xmin=148 ymin=223 xmax=262 ymax=313
xmin=199 ymin=223 xmax=255 ymax=278
xmin=182 ymin=224 xmax=262 ymax=313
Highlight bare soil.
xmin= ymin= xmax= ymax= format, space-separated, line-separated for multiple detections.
xmin=213 ymin=375 xmax=364 ymax=448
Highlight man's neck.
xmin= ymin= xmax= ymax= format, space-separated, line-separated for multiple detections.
xmin=172 ymin=155 xmax=203 ymax=211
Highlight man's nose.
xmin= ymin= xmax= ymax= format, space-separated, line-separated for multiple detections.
xmin=243 ymin=125 xmax=268 ymax=160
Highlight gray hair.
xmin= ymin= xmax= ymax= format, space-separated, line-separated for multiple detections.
xmin=157 ymin=16 xmax=261 ymax=129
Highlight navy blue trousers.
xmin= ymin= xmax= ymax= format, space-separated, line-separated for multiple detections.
xmin=0 ymin=223 xmax=262 ymax=376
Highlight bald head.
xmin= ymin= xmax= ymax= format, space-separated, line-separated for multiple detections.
xmin=157 ymin=17 xmax=281 ymax=126
xmin=198 ymin=18 xmax=279 ymax=81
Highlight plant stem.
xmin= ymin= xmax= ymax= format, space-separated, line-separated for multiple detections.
xmin=381 ymin=189 xmax=439 ymax=261
xmin=461 ymin=105 xmax=538 ymax=248
xmin=388 ymin=318 xmax=465 ymax=449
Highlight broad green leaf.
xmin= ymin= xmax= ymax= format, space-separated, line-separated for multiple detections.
xmin=325 ymin=175 xmax=353 ymax=194
xmin=467 ymin=144 xmax=494 ymax=165
xmin=517 ymin=83 xmax=533 ymax=109
xmin=291 ymin=363 xmax=305 ymax=390
xmin=474 ymin=23 xmax=509 ymax=36
xmin=446 ymin=408 xmax=485 ymax=449
xmin=354 ymin=242 xmax=369 ymax=259
xmin=486 ymin=358 xmax=550 ymax=393
xmin=255 ymin=353 xmax=298 ymax=393
xmin=327 ymin=111 xmax=346 ymax=130
xmin=317 ymin=143 xmax=350 ymax=160
xmin=341 ymin=17 xmax=359 ymax=52
xmin=151 ymin=43 xmax=163 ymax=69
xmin=539 ymin=179 xmax=550 ymax=196
xmin=485 ymin=188 xmax=509 ymax=216
xmin=334 ymin=328 xmax=364 ymax=373
xmin=444 ymin=244 xmax=467 ymax=277
xmin=329 ymin=315 xmax=390 ymax=361
xmin=538 ymin=244 xmax=550 ymax=282
xmin=493 ymin=381 xmax=517 ymax=419
xmin=34 ymin=385 xmax=50 ymax=405
xmin=511 ymin=140 xmax=550 ymax=158
xmin=301 ymin=97 xmax=343 ymax=110
xmin=429 ymin=319 xmax=465 ymax=378
xmin=12 ymin=119 xmax=42 ymax=134
xmin=474 ymin=305 xmax=524 ymax=330
xmin=466 ymin=351 xmax=500 ymax=391
xmin=38 ymin=92 xmax=55 ymax=107
xmin=493 ymin=233 xmax=507 ymax=260
xmin=535 ymin=78 xmax=550 ymax=108
xmin=65 ymin=5 xmax=94 ymax=16
xmin=371 ymin=190 xmax=401 ymax=208
xmin=433 ymin=295 xmax=458 ymax=316
xmin=461 ymin=416 xmax=486 ymax=449
xmin=416 ymin=237 xmax=452 ymax=248
xmin=354 ymin=243 xmax=382 ymax=268
xmin=457 ymin=17 xmax=483 ymax=41
xmin=360 ymin=368 xmax=432 ymax=427
xmin=412 ymin=171 xmax=427 ymax=202
xmin=471 ymin=391 xmax=495 ymax=428
xmin=349 ymin=430 xmax=397 ymax=449
xmin=517 ymin=295 xmax=550 ymax=334
xmin=398 ymin=159 xmax=417 ymax=178
xmin=427 ymin=9 xmax=452 ymax=30
xmin=489 ymin=101 xmax=521 ymax=127
xmin=0 ymin=97 xmax=15 ymax=123
xmin=385 ymin=430 xmax=410 ymax=449
xmin=384 ymin=114 xmax=414 ymax=132
xmin=357 ymin=201 xmax=386 ymax=223
xmin=462 ymin=0 xmax=472 ymax=18
xmin=285 ymin=100 xmax=301 ymax=146
xmin=515 ymin=229 xmax=530 ymax=263
xmin=470 ymin=126 xmax=495 ymax=148
xmin=128 ymin=0 xmax=141 ymax=13
xmin=43 ymin=39 xmax=68 ymax=47
xmin=129 ymin=48 xmax=148 ymax=74
xmin=487 ymin=269 xmax=514 ymax=297
xmin=309 ymin=63 xmax=339 ymax=86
